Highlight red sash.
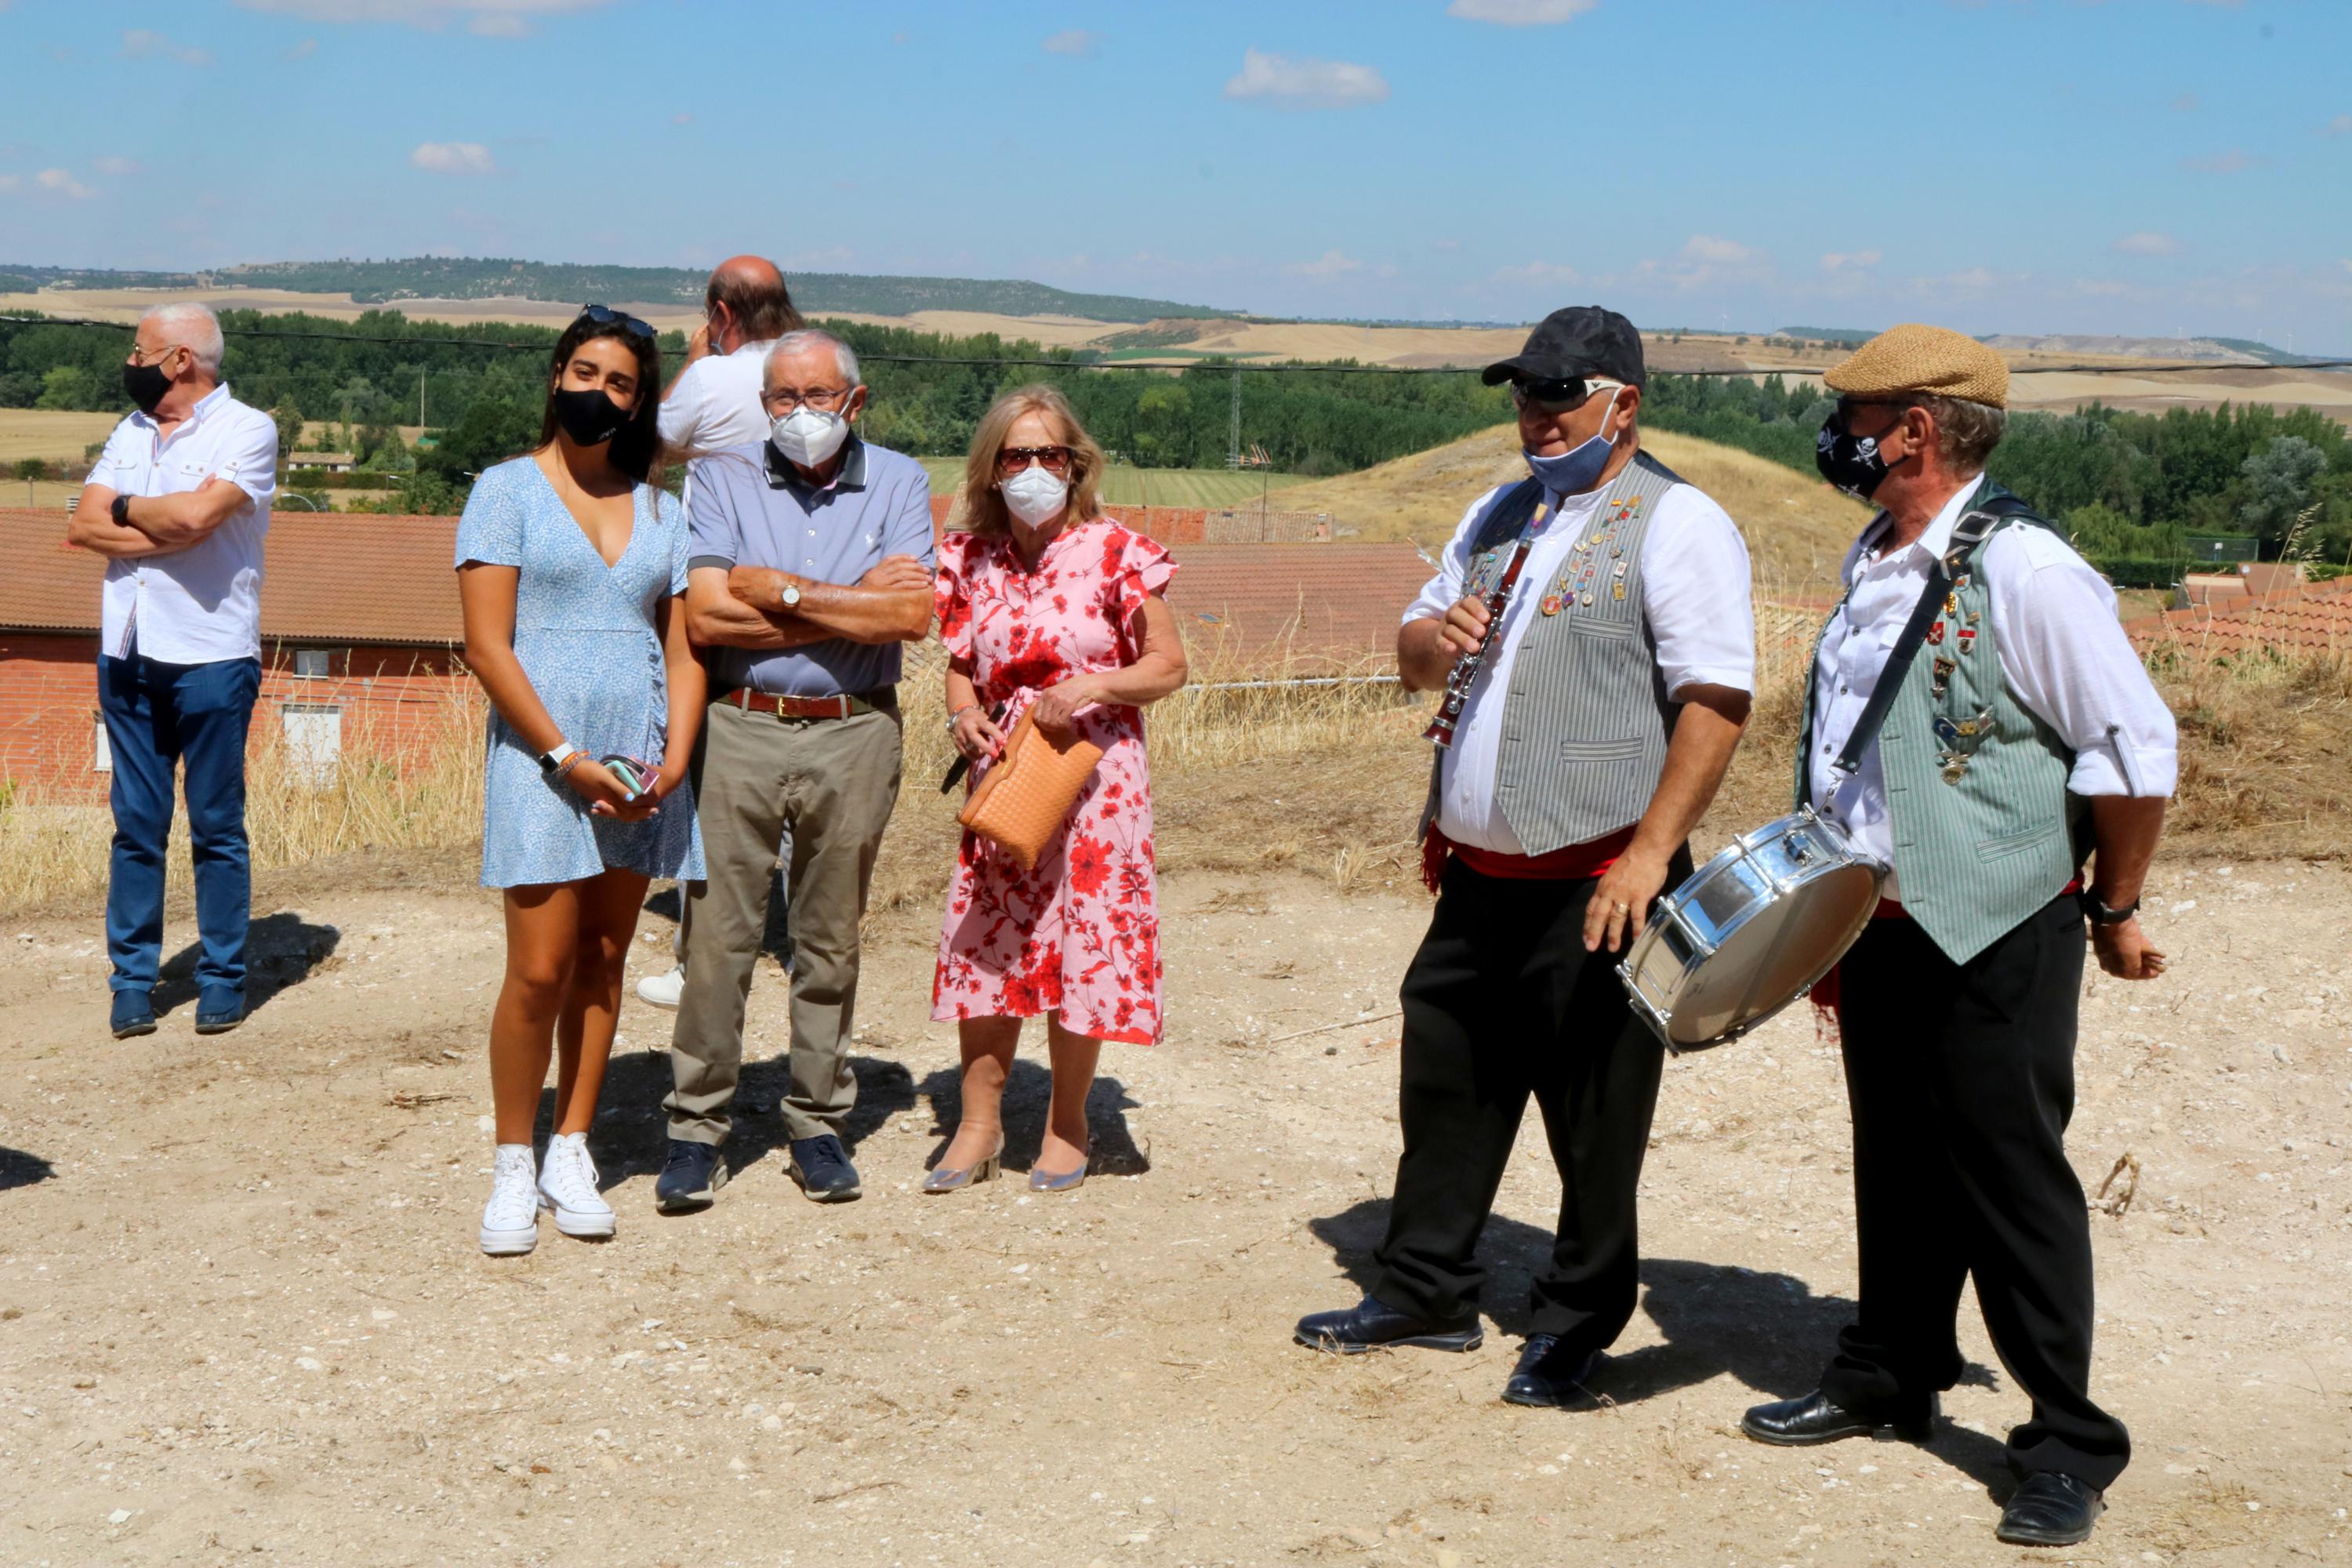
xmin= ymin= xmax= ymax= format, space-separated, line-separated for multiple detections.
xmin=1421 ymin=823 xmax=1636 ymax=894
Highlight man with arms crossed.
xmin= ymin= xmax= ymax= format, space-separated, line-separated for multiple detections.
xmin=69 ymin=303 xmax=278 ymax=1040
xmin=1740 ymin=325 xmax=2175 ymax=1551
xmin=1294 ymin=307 xmax=1755 ymax=1409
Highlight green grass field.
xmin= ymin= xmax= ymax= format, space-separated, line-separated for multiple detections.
xmin=917 ymin=459 xmax=1308 ymax=509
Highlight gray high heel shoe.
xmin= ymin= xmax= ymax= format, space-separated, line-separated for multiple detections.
xmin=1028 ymin=1152 xmax=1089 ymax=1193
xmin=921 ymin=1133 xmax=1004 ymax=1195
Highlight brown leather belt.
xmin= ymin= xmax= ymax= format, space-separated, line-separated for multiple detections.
xmin=715 ymin=687 xmax=895 ymax=720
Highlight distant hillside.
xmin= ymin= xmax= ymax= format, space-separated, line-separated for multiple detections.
xmin=0 ymin=257 xmax=1232 ymax=325
xmin=1774 ymin=326 xmax=1876 ymax=346
xmin=1980 ymin=333 xmax=2267 ymax=365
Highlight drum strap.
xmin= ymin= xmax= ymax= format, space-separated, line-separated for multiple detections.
xmin=1829 ymin=495 xmax=2038 ymax=778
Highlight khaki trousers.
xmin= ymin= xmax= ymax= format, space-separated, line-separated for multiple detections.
xmin=666 ymin=698 xmax=902 ymax=1145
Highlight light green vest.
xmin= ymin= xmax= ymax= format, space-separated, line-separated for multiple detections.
xmin=1795 ymin=481 xmax=2085 ymax=964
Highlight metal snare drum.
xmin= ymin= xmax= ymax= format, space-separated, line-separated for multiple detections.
xmin=1616 ymin=807 xmax=1886 ymax=1054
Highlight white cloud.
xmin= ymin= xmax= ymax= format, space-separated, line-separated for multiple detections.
xmin=2170 ymin=92 xmax=2198 ymax=112
xmin=1820 ymin=249 xmax=1881 ymax=272
xmin=93 ymin=155 xmax=142 ymax=176
xmin=1682 ymin=234 xmax=1761 ymax=266
xmin=1286 ymin=249 xmax=1366 ymax=279
xmin=1447 ymin=0 xmax=1600 ymax=22
xmin=1431 ymin=238 xmax=1463 ymax=252
xmin=408 ymin=141 xmax=498 ymax=176
xmin=1490 ymin=260 xmax=1582 ymax=287
xmin=1222 ymin=49 xmax=1388 ymax=110
xmin=122 ymin=28 xmax=212 ymax=65
xmin=670 ymin=112 xmax=692 ymax=126
xmin=2180 ymin=147 xmax=2267 ymax=173
xmin=234 ymin=0 xmax=614 ymax=33
xmin=2322 ymin=114 xmax=2352 ymax=137
xmin=2114 ymin=230 xmax=2184 ymax=256
xmin=285 ymin=36 xmax=318 ymax=58
xmin=1042 ymin=29 xmax=1102 ymax=57
xmin=35 ymin=168 xmax=97 ymax=200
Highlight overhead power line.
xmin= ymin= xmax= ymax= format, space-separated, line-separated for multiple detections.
xmin=2 ymin=311 xmax=2347 ymax=379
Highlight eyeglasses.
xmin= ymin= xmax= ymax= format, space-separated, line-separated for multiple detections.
xmin=768 ymin=386 xmax=852 ymax=414
xmin=1510 ymin=376 xmax=1617 ymax=416
xmin=579 ymin=303 xmax=657 ymax=341
xmin=127 ymin=342 xmax=189 ymax=366
xmin=996 ymin=445 xmax=1073 ymax=477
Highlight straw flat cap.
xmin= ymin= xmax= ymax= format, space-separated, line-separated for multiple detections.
xmin=1823 ymin=322 xmax=2009 ymax=409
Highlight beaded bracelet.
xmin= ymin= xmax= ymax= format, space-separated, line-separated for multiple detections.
xmin=946 ymin=703 xmax=981 ymax=735
xmin=554 ymin=752 xmax=586 ymax=782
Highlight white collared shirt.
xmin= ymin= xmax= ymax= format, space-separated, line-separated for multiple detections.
xmin=658 ymin=339 xmax=781 ymax=459
xmin=89 ymin=383 xmax=278 ymax=665
xmin=1405 ymin=468 xmax=1757 ymax=852
xmin=1808 ymin=478 xmax=2180 ymax=898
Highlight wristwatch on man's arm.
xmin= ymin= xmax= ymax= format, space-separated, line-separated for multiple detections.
xmin=111 ymin=494 xmax=132 ymax=526
xmin=2079 ymin=888 xmax=2141 ymax=926
xmin=776 ymin=579 xmax=803 ymax=612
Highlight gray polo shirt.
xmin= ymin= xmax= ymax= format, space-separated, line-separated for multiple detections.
xmin=686 ymin=433 xmax=936 ymax=698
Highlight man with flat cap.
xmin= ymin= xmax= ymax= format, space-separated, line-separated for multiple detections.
xmin=1294 ymin=306 xmax=1756 ymax=1408
xmin=1740 ymin=324 xmax=2176 ymax=1549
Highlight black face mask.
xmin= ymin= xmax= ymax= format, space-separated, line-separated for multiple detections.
xmin=123 ymin=357 xmax=173 ymax=416
xmin=1814 ymin=408 xmax=1904 ymax=500
xmin=552 ymin=386 xmax=630 ymax=447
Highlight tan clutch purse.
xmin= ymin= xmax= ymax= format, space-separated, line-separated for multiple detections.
xmin=958 ymin=709 xmax=1103 ymax=872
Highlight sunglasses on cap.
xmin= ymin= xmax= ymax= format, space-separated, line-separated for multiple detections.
xmin=1510 ymin=376 xmax=1619 ymax=416
xmin=996 ymin=444 xmax=1073 ymax=477
xmin=578 ymin=303 xmax=657 ymax=341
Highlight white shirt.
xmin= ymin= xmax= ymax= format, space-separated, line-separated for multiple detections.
xmin=89 ymin=383 xmax=277 ymax=665
xmin=1406 ymin=469 xmax=1757 ymax=852
xmin=658 ymin=339 xmax=780 ymax=459
xmin=1808 ymin=479 xmax=2180 ymax=898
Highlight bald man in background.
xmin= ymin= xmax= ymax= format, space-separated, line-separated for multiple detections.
xmin=639 ymin=257 xmax=810 ymax=1010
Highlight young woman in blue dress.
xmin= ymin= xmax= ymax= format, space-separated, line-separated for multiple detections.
xmin=456 ymin=308 xmax=707 ymax=1255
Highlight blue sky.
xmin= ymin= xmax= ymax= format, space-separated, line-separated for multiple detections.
xmin=2 ymin=0 xmax=2347 ymax=348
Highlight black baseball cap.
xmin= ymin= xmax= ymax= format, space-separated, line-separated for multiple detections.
xmin=1482 ymin=305 xmax=1646 ymax=390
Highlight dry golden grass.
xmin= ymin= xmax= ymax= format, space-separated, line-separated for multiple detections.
xmin=1275 ymin=423 xmax=1869 ymax=594
xmin=0 ymin=409 xmax=122 ymax=466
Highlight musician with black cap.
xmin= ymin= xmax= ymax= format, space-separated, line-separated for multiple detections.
xmin=1292 ymin=306 xmax=1756 ymax=1408
xmin=1738 ymin=324 xmax=2176 ymax=1550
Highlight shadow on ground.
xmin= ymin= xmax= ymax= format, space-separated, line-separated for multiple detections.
xmin=153 ymin=912 xmax=341 ymax=1018
xmin=914 ymin=1058 xmax=1149 ymax=1178
xmin=0 ymin=1145 xmax=56 ymax=1192
xmin=1306 ymin=1196 xmax=2010 ymax=1491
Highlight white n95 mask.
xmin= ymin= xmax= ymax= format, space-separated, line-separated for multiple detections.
xmin=771 ymin=407 xmax=849 ymax=469
xmin=1000 ymin=464 xmax=1069 ymax=528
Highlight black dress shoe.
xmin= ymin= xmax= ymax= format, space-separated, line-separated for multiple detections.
xmin=1293 ymin=1294 xmax=1483 ymax=1356
xmin=655 ymin=1139 xmax=726 ymax=1213
xmin=1500 ymin=1334 xmax=1603 ymax=1408
xmin=1741 ymin=1388 xmax=1940 ymax=1446
xmin=1997 ymin=1472 xmax=2103 ymax=1547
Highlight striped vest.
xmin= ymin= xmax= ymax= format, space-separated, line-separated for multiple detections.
xmin=1795 ymin=483 xmax=2084 ymax=964
xmin=1422 ymin=451 xmax=1686 ymax=855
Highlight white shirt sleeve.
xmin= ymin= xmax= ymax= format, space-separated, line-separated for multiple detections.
xmin=1982 ymin=528 xmax=2179 ymax=797
xmin=1402 ymin=487 xmax=1501 ymax=626
xmin=1638 ymin=486 xmax=1756 ymax=697
xmin=657 ymin=361 xmax=708 ymax=450
xmin=216 ymin=410 xmax=278 ymax=505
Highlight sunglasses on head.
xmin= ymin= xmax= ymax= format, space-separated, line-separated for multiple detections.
xmin=996 ymin=444 xmax=1073 ymax=477
xmin=1510 ymin=376 xmax=1617 ymax=416
xmin=579 ymin=303 xmax=657 ymax=341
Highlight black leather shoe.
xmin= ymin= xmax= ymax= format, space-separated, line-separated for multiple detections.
xmin=655 ymin=1139 xmax=726 ymax=1213
xmin=1501 ymin=1334 xmax=1604 ymax=1408
xmin=1996 ymin=1472 xmax=2103 ymax=1547
xmin=788 ymin=1134 xmax=862 ymax=1203
xmin=1293 ymin=1294 xmax=1483 ymax=1356
xmin=110 ymin=989 xmax=158 ymax=1040
xmin=194 ymin=985 xmax=245 ymax=1035
xmin=1741 ymin=1388 xmax=1940 ymax=1446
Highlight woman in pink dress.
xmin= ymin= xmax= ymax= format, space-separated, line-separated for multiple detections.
xmin=928 ymin=386 xmax=1188 ymax=1193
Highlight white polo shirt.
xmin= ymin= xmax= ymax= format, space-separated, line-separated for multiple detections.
xmin=89 ymin=383 xmax=278 ymax=665
xmin=1406 ymin=466 xmax=1758 ymax=852
xmin=658 ymin=339 xmax=779 ymax=459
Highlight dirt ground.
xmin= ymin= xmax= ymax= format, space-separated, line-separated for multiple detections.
xmin=2 ymin=833 xmax=2349 ymax=1568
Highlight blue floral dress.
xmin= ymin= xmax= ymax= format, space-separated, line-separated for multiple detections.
xmin=456 ymin=457 xmax=706 ymax=889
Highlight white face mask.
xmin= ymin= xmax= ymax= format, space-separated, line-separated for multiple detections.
xmin=771 ymin=405 xmax=850 ymax=469
xmin=1000 ymin=463 xmax=1069 ymax=528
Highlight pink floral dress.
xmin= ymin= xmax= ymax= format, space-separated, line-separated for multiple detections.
xmin=931 ymin=520 xmax=1177 ymax=1046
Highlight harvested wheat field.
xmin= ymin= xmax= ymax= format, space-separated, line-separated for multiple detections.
xmin=3 ymin=655 xmax=2350 ymax=1567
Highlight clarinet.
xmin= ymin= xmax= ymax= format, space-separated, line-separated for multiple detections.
xmin=1424 ymin=530 xmax=1539 ymax=750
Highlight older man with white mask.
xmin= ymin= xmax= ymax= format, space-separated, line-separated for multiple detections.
xmin=656 ymin=329 xmax=935 ymax=1213
xmin=68 ymin=302 xmax=278 ymax=1040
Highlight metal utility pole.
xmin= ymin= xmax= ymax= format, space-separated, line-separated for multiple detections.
xmin=1228 ymin=369 xmax=1241 ymax=469
xmin=419 ymin=370 xmax=426 ymax=428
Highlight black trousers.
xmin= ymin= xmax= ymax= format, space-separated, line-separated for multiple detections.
xmin=1822 ymin=894 xmax=2131 ymax=1489
xmin=1372 ymin=849 xmax=1687 ymax=1350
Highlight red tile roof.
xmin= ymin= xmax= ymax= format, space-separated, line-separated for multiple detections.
xmin=2128 ymin=575 xmax=2352 ymax=660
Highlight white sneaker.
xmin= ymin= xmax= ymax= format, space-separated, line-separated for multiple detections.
xmin=537 ymin=1131 xmax=616 ymax=1240
xmin=479 ymin=1144 xmax=539 ymax=1255
xmin=636 ymin=964 xmax=684 ymax=1011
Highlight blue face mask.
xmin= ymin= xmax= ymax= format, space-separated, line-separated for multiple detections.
xmin=1522 ymin=386 xmax=1622 ymax=496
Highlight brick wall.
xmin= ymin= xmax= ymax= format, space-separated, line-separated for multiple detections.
xmin=0 ymin=633 xmax=474 ymax=800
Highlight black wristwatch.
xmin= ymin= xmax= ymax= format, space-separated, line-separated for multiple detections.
xmin=111 ymin=494 xmax=131 ymax=525
xmin=2078 ymin=889 xmax=2140 ymax=926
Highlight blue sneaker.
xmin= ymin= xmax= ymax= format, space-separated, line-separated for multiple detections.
xmin=655 ymin=1139 xmax=727 ymax=1213
xmin=788 ymin=1134 xmax=862 ymax=1203
xmin=194 ymin=985 xmax=246 ymax=1035
xmin=110 ymin=989 xmax=158 ymax=1040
